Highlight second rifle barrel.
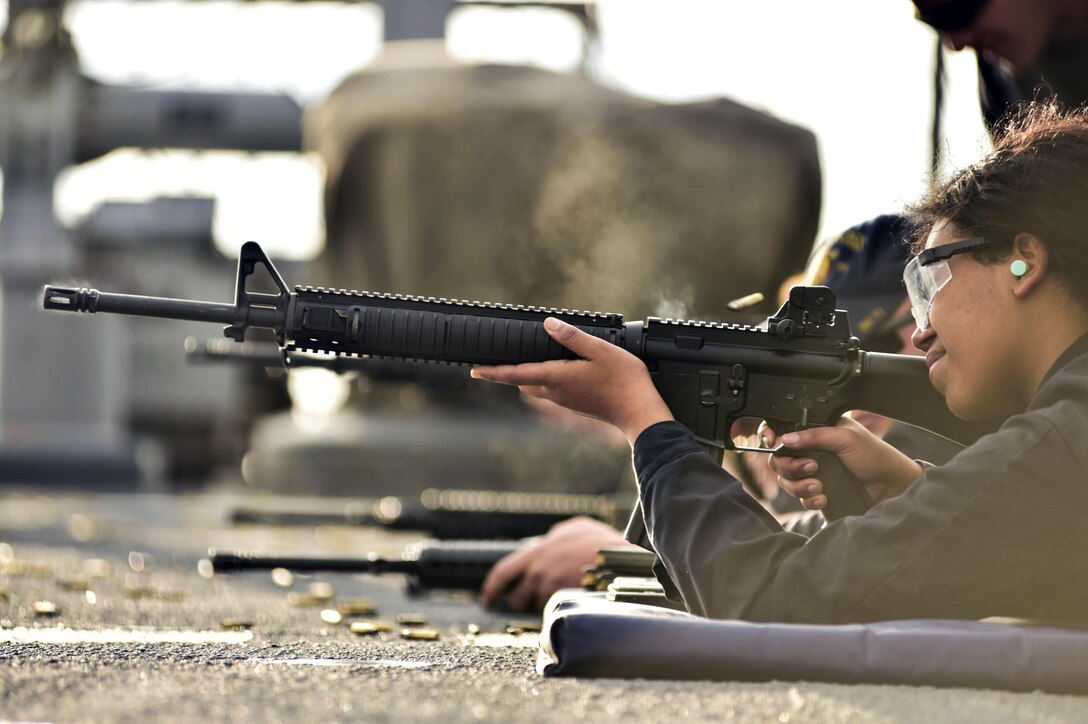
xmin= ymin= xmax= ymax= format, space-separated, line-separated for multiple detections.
xmin=208 ymin=551 xmax=396 ymax=573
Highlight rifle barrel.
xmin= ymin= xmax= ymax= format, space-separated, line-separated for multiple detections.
xmin=44 ymin=286 xmax=239 ymax=325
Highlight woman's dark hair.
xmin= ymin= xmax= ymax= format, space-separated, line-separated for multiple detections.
xmin=908 ymin=102 xmax=1088 ymax=307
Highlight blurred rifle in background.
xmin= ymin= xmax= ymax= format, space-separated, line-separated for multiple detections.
xmin=208 ymin=539 xmax=522 ymax=595
xmin=228 ymin=487 xmax=629 ymax=539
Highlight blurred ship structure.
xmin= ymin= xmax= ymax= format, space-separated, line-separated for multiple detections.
xmin=0 ymin=0 xmax=303 ymax=486
xmin=3 ymin=0 xmax=822 ymax=497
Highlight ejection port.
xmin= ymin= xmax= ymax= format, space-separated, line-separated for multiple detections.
xmin=675 ymin=334 xmax=704 ymax=350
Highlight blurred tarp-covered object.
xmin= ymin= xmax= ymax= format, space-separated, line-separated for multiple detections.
xmin=307 ymin=43 xmax=821 ymax=321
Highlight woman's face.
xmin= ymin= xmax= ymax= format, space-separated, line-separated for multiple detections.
xmin=910 ymin=224 xmax=1022 ymax=419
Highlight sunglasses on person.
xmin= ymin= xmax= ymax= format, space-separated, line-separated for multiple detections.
xmin=903 ymin=237 xmax=989 ymax=332
xmin=913 ymin=0 xmax=989 ymax=31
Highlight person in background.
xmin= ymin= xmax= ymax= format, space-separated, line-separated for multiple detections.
xmin=910 ymin=0 xmax=1088 ymax=126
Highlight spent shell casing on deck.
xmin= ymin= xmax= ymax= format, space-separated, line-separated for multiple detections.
xmin=336 ymin=599 xmax=377 ymax=616
xmin=33 ymin=600 xmax=59 ymax=616
xmin=400 ymin=628 xmax=440 ymax=641
xmin=220 ymin=619 xmax=254 ymax=630
xmin=349 ymin=622 xmax=381 ymax=636
xmin=287 ymin=592 xmax=324 ymax=607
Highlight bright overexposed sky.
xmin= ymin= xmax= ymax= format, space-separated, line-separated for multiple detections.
xmin=593 ymin=1 xmax=991 ymax=238
xmin=4 ymin=0 xmax=992 ymax=259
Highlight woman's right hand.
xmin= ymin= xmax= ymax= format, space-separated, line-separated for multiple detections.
xmin=762 ymin=416 xmax=924 ymax=511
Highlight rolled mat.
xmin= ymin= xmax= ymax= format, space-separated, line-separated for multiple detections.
xmin=538 ymin=592 xmax=1088 ymax=694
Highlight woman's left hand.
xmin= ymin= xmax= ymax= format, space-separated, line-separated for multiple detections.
xmin=470 ymin=317 xmax=673 ymax=445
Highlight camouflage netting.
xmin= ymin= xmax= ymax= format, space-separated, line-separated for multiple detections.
xmin=305 ymin=48 xmax=821 ymax=322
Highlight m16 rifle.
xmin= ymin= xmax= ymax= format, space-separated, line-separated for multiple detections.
xmin=43 ymin=241 xmax=987 ymax=525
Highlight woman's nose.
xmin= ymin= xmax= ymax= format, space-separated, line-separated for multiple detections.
xmin=911 ymin=323 xmax=935 ymax=353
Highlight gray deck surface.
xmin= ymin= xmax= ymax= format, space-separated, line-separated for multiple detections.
xmin=2 ymin=489 xmax=1087 ymax=723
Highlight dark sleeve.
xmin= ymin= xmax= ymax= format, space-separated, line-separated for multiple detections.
xmin=634 ymin=418 xmax=1088 ymax=623
xmin=880 ymin=422 xmax=964 ymax=466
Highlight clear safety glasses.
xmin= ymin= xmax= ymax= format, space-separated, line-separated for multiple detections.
xmin=903 ymin=237 xmax=989 ymax=332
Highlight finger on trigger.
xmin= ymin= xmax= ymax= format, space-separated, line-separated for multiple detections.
xmin=757 ymin=421 xmax=776 ymax=448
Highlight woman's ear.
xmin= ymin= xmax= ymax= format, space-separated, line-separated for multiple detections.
xmin=1010 ymin=232 xmax=1049 ymax=299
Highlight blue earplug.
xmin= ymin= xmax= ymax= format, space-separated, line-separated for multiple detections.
xmin=1011 ymin=259 xmax=1028 ymax=278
